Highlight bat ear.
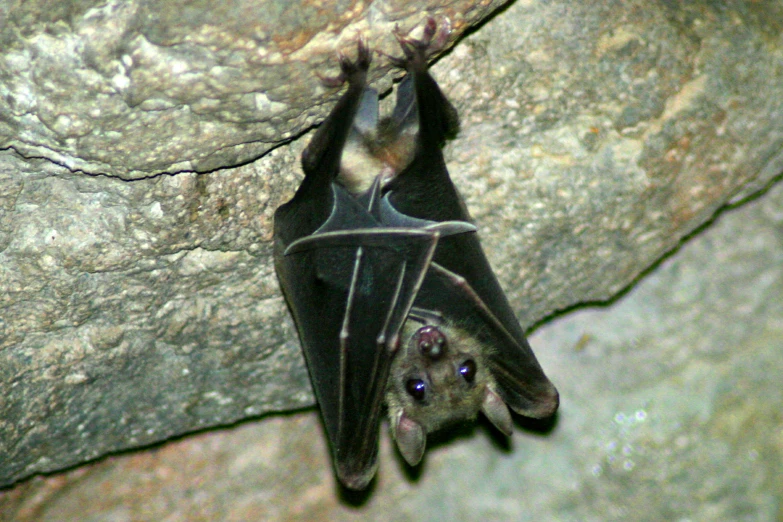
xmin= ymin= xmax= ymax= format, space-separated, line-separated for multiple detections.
xmin=481 ymin=387 xmax=514 ymax=436
xmin=393 ymin=412 xmax=427 ymax=466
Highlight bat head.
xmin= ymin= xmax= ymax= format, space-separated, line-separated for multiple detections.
xmin=386 ymin=322 xmax=514 ymax=466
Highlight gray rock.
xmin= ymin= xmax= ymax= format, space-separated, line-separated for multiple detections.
xmin=1 ymin=109 xmax=780 ymax=522
xmin=0 ymin=0 xmax=503 ymax=178
xmin=1 ymin=0 xmax=782 ymax=490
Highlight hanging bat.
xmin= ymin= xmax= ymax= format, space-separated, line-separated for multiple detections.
xmin=274 ymin=20 xmax=559 ymax=490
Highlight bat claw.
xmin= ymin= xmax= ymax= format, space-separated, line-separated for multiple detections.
xmin=430 ymin=18 xmax=452 ymax=51
xmin=317 ymin=38 xmax=372 ymax=88
xmin=386 ymin=17 xmax=452 ymax=70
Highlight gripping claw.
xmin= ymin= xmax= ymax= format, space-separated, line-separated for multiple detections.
xmin=383 ymin=18 xmax=452 ymax=69
xmin=318 ymin=37 xmax=372 ymax=87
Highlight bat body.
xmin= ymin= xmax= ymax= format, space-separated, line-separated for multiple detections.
xmin=274 ymin=23 xmax=558 ymax=490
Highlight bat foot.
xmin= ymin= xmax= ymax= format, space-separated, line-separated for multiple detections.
xmin=317 ymin=38 xmax=372 ymax=87
xmin=384 ymin=17 xmax=452 ymax=69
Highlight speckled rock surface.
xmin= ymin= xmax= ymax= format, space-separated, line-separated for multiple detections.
xmin=1 ymin=136 xmax=780 ymax=522
xmin=2 ymin=0 xmax=783 ymax=492
xmin=0 ymin=0 xmax=503 ymax=177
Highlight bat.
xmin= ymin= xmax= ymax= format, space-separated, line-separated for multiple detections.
xmin=274 ymin=20 xmax=559 ymax=490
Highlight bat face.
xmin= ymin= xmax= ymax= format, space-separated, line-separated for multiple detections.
xmin=273 ymin=20 xmax=558 ymax=490
xmin=386 ymin=320 xmax=516 ymax=466
xmin=389 ymin=323 xmax=491 ymax=434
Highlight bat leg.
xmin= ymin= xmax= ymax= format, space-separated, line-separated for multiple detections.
xmin=300 ymin=39 xmax=372 ymax=179
xmin=277 ymin=41 xmax=375 ymax=245
xmin=381 ymin=18 xmax=461 ymax=212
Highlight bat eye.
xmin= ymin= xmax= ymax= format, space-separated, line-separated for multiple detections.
xmin=459 ymin=360 xmax=477 ymax=383
xmin=414 ymin=325 xmax=447 ymax=359
xmin=405 ymin=379 xmax=427 ymax=401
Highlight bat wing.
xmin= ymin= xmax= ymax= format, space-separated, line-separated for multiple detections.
xmin=280 ymin=175 xmax=475 ymax=488
xmin=285 ymin=234 xmax=434 ymax=489
xmin=279 ymin=209 xmax=476 ymax=488
xmin=418 ymin=259 xmax=559 ymax=418
xmin=383 ymin=37 xmax=559 ymax=419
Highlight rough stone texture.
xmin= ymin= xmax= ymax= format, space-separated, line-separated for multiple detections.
xmin=0 ymin=0 xmax=504 ymax=178
xmin=1 ymin=0 xmax=783 ymax=493
xmin=1 ymin=137 xmax=780 ymax=522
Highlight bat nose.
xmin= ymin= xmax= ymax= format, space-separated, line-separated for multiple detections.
xmin=413 ymin=325 xmax=448 ymax=360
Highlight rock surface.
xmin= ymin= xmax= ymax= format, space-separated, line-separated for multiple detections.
xmin=1 ymin=0 xmax=783 ymax=492
xmin=1 ymin=133 xmax=780 ymax=522
xmin=0 ymin=0 xmax=503 ymax=177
